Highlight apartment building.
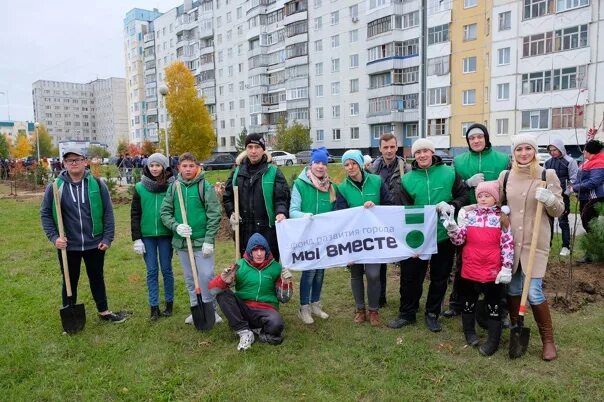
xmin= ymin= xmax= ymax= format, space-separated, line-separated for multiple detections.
xmin=32 ymin=78 xmax=128 ymax=152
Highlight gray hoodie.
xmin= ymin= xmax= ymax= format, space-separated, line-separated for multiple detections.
xmin=40 ymin=170 xmax=115 ymax=251
xmin=544 ymin=138 xmax=578 ymax=194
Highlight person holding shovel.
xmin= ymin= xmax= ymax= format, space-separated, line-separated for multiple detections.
xmin=40 ymin=147 xmax=128 ymax=324
xmin=131 ymin=153 xmax=176 ymax=321
xmin=499 ymin=134 xmax=564 ymax=361
xmin=160 ymin=153 xmax=222 ymax=325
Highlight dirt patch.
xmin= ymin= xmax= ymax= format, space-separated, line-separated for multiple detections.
xmin=544 ymin=260 xmax=603 ymax=312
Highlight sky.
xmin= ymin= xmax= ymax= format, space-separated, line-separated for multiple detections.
xmin=0 ymin=0 xmax=184 ymax=122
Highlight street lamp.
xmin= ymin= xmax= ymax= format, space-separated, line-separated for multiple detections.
xmin=34 ymin=122 xmax=41 ymax=162
xmin=158 ymin=84 xmax=169 ymax=157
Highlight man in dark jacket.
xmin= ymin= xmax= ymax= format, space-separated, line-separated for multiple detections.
xmin=40 ymin=148 xmax=127 ymax=324
xmin=222 ymin=133 xmax=290 ymax=260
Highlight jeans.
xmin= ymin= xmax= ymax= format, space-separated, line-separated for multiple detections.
xmin=177 ymin=249 xmax=215 ymax=305
xmin=57 ymin=248 xmax=108 ymax=312
xmin=507 ymin=269 xmax=546 ymax=305
xmin=551 ymin=194 xmax=571 ymax=248
xmin=350 ymin=264 xmax=381 ymax=311
xmin=142 ymin=236 xmax=174 ymax=307
xmin=299 ymin=269 xmax=325 ymax=305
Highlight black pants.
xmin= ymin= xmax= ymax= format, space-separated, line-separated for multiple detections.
xmin=580 ymin=198 xmax=604 ymax=233
xmin=216 ymin=290 xmax=284 ymax=338
xmin=446 ymin=246 xmax=464 ymax=312
xmin=398 ymin=240 xmax=455 ymax=320
xmin=458 ymin=277 xmax=503 ymax=320
xmin=58 ymin=248 xmax=108 ymax=312
xmin=550 ymin=194 xmax=571 ymax=248
xmin=379 ymin=263 xmax=387 ymax=303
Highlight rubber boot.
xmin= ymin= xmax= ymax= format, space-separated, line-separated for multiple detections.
xmin=298 ymin=304 xmax=314 ymax=324
xmin=163 ymin=302 xmax=173 ymax=317
xmin=354 ymin=308 xmax=366 ymax=324
xmin=461 ymin=313 xmax=479 ymax=347
xmin=479 ymin=320 xmax=502 ymax=356
xmin=531 ymin=302 xmax=557 ymax=361
xmin=507 ymin=295 xmax=521 ymax=327
xmin=150 ymin=306 xmax=160 ymax=321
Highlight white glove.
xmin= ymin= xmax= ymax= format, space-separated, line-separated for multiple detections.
xmin=535 ymin=187 xmax=556 ymax=207
xmin=436 ymin=201 xmax=455 ymax=215
xmin=457 ymin=208 xmax=469 ymax=226
xmin=495 ymin=267 xmax=512 ymax=284
xmin=442 ymin=219 xmax=458 ymax=232
xmin=466 ymin=173 xmax=484 ymax=188
xmin=176 ymin=224 xmax=192 ymax=237
xmin=304 ymin=213 xmax=313 ymax=218
xmin=202 ymin=242 xmax=214 ymax=256
xmin=229 ymin=212 xmax=239 ymax=231
xmin=281 ymin=268 xmax=293 ymax=280
xmin=133 ymin=239 xmax=145 ymax=255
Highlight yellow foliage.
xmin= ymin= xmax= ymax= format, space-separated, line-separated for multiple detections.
xmin=13 ymin=133 xmax=32 ymax=158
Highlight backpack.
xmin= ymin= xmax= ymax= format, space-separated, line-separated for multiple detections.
xmin=172 ymin=179 xmax=207 ymax=208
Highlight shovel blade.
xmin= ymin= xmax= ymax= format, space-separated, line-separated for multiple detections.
xmin=509 ymin=326 xmax=530 ymax=359
xmin=191 ymin=295 xmax=215 ymax=331
xmin=60 ymin=303 xmax=86 ymax=334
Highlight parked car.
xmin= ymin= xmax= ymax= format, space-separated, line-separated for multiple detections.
xmin=434 ymin=150 xmax=454 ymax=165
xmin=270 ymin=150 xmax=297 ymax=166
xmin=200 ymin=154 xmax=236 ymax=170
xmin=295 ymin=150 xmax=336 ymax=164
xmin=537 ymin=148 xmax=551 ymax=165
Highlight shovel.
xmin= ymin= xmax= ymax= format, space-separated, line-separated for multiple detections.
xmin=234 ymin=186 xmax=241 ymax=260
xmin=509 ymin=181 xmax=545 ymax=359
xmin=53 ymin=181 xmax=86 ymax=334
xmin=175 ymin=181 xmax=215 ymax=331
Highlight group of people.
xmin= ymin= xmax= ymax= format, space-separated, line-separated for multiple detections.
xmin=40 ymin=129 xmax=603 ymax=357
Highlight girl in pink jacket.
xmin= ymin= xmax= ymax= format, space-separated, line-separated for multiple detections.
xmin=444 ymin=181 xmax=513 ymax=356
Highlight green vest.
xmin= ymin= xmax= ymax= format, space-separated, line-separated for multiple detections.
xmin=401 ymin=164 xmax=455 ymax=242
xmin=294 ymin=179 xmax=336 ymax=215
xmin=53 ymin=176 xmax=103 ymax=237
xmin=337 ymin=173 xmax=382 ymax=207
xmin=234 ymin=258 xmax=282 ymax=309
xmin=135 ymin=182 xmax=171 ymax=237
xmin=454 ymin=148 xmax=510 ymax=204
xmin=172 ymin=180 xmax=209 ymax=241
xmin=233 ymin=164 xmax=278 ymax=227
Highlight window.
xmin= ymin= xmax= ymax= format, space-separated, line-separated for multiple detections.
xmin=521 ymin=109 xmax=549 ymax=129
xmin=464 ymin=24 xmax=477 ymax=41
xmin=394 ymin=66 xmax=419 ymax=84
xmin=350 ymin=127 xmax=360 ymax=139
xmin=370 ymin=72 xmax=391 ymax=88
xmin=463 ymin=89 xmax=476 ymax=105
xmin=461 ymin=122 xmax=474 ymax=137
xmin=557 ymin=0 xmax=589 ymax=13
xmin=315 ymin=40 xmax=323 ymax=51
xmin=522 ymin=32 xmax=553 ymax=57
xmin=316 ymin=129 xmax=324 ymax=141
xmin=499 ymin=11 xmax=511 ymax=31
xmin=428 ymin=87 xmax=449 ymax=105
xmin=463 ymin=56 xmax=477 ymax=73
xmin=367 ymin=16 xmax=391 ymax=38
xmin=350 ymin=79 xmax=359 ymax=93
xmin=331 ymin=82 xmax=340 ymax=95
xmin=523 ymin=0 xmax=554 ymax=20
xmin=497 ymin=83 xmax=510 ymax=100
xmin=330 ymin=11 xmax=339 ymax=25
xmin=428 ymin=24 xmax=449 ymax=45
xmin=427 ymin=56 xmax=450 ymax=76
xmin=332 ymin=128 xmax=341 ymax=140
xmin=316 ymin=107 xmax=324 ymax=119
xmin=314 ymin=0 xmax=322 ymax=8
xmin=427 ymin=118 xmax=448 ymax=136
xmin=399 ymin=11 xmax=420 ymax=28
xmin=350 ymin=29 xmax=358 ymax=43
xmin=332 ymin=105 xmax=340 ymax=118
xmin=497 ymin=47 xmax=511 ymax=65
xmin=314 ymin=17 xmax=322 ymax=30
xmin=552 ymin=106 xmax=584 ymax=128
xmin=554 ymin=25 xmax=588 ymax=52
xmin=331 ymin=58 xmax=340 ymax=72
xmin=350 ymin=54 xmax=359 ymax=68
xmin=350 ymin=4 xmax=359 ymax=18
xmin=315 ymin=85 xmax=323 ymax=97
xmin=315 ymin=63 xmax=323 ymax=75
xmin=350 ymin=103 xmax=359 ymax=116
xmin=496 ymin=118 xmax=509 ymax=135
xmin=464 ymin=0 xmax=477 ymax=8
xmin=371 ymin=124 xmax=390 ymax=140
xmin=522 ymin=71 xmax=552 ymax=94
xmin=553 ymin=66 xmax=586 ymax=90
xmin=331 ymin=35 xmax=340 ymax=48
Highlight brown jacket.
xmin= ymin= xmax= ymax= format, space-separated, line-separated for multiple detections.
xmin=498 ymin=166 xmax=563 ymax=278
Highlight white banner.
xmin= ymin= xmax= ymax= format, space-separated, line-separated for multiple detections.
xmin=276 ymin=206 xmax=438 ymax=271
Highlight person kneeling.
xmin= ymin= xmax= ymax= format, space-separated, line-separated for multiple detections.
xmin=209 ymin=233 xmax=292 ymax=351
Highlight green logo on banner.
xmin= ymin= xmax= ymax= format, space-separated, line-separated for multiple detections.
xmin=406 ymin=230 xmax=424 ymax=249
xmin=404 ymin=207 xmax=425 ymax=248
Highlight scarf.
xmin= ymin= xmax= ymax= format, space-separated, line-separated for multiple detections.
xmin=140 ymin=167 xmax=175 ymax=193
xmin=307 ymin=168 xmax=336 ymax=202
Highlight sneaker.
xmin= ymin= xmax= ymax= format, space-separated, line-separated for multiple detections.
xmin=100 ymin=311 xmax=128 ymax=323
xmin=442 ymin=308 xmax=461 ymax=318
xmin=387 ymin=316 xmax=416 ymax=329
xmin=237 ymin=329 xmax=255 ymax=351
xmin=559 ymin=247 xmax=570 ymax=257
xmin=184 ymin=314 xmax=193 ymax=325
xmin=215 ymin=311 xmax=223 ymax=324
xmin=425 ymin=313 xmax=442 ymax=333
xmin=299 ymin=305 xmax=314 ymax=324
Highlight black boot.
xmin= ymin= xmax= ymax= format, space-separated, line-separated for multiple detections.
xmin=461 ymin=313 xmax=479 ymax=347
xmin=150 ymin=306 xmax=160 ymax=321
xmin=163 ymin=302 xmax=173 ymax=317
xmin=479 ymin=320 xmax=502 ymax=356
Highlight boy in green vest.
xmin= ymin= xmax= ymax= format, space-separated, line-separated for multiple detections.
xmin=41 ymin=147 xmax=128 ymax=324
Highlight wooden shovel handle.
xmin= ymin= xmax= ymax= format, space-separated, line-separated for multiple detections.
xmin=519 ymin=181 xmax=545 ymax=316
xmin=234 ymin=186 xmax=240 ymax=260
xmin=52 ymin=181 xmax=73 ymax=298
xmin=175 ymin=181 xmax=201 ymax=292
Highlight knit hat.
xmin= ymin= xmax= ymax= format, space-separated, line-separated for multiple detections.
xmin=363 ymin=155 xmax=373 ymax=165
xmin=245 ymin=133 xmax=266 ymax=150
xmin=584 ymin=140 xmax=603 ymax=154
xmin=311 ymin=147 xmax=329 ymax=164
xmin=341 ymin=149 xmax=364 ymax=168
xmin=147 ymin=152 xmax=169 ymax=169
xmin=511 ymin=134 xmax=538 ymax=152
xmin=411 ymin=138 xmax=435 ymax=156
xmin=465 ymin=123 xmax=492 ymax=150
xmin=475 ymin=180 xmax=500 ymax=204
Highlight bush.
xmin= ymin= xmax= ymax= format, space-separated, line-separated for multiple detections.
xmin=579 ymin=203 xmax=604 ymax=262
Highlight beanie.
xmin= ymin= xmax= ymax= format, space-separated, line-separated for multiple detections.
xmin=147 ymin=152 xmax=169 ymax=169
xmin=411 ymin=138 xmax=435 ymax=156
xmin=584 ymin=140 xmax=603 ymax=154
xmin=475 ymin=181 xmax=500 ymax=204
xmin=363 ymin=155 xmax=373 ymax=165
xmin=341 ymin=149 xmax=364 ymax=168
xmin=245 ymin=133 xmax=266 ymax=150
xmin=465 ymin=123 xmax=492 ymax=150
xmin=511 ymin=134 xmax=538 ymax=152
xmin=311 ymin=147 xmax=329 ymax=164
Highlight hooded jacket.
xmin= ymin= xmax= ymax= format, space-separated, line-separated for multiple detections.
xmin=368 ymin=155 xmax=407 ymax=193
xmin=544 ymin=138 xmax=578 ymax=194
xmin=572 ymin=151 xmax=604 ymax=201
xmin=40 ymin=170 xmax=115 ymax=251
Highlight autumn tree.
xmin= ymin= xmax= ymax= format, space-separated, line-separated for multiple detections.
xmin=13 ymin=133 xmax=32 ymax=158
xmin=0 ymin=134 xmax=10 ymax=159
xmin=235 ymin=127 xmax=247 ymax=153
xmin=88 ymin=145 xmax=110 ymax=159
xmin=141 ymin=140 xmax=156 ymax=156
xmin=164 ymin=61 xmax=215 ymax=159
xmin=117 ymin=138 xmax=128 ymax=156
xmin=127 ymin=143 xmax=141 ymax=156
xmin=274 ymin=118 xmax=312 ymax=154
xmin=31 ymin=124 xmax=55 ymax=159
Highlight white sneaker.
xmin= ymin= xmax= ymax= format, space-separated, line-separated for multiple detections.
xmin=215 ymin=311 xmax=223 ymax=324
xmin=237 ymin=329 xmax=255 ymax=351
xmin=184 ymin=314 xmax=193 ymax=325
xmin=560 ymin=247 xmax=570 ymax=256
xmin=298 ymin=305 xmax=314 ymax=324
xmin=310 ymin=302 xmax=329 ymax=319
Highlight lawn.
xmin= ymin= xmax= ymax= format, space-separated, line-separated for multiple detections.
xmin=1 ymin=190 xmax=603 ymax=401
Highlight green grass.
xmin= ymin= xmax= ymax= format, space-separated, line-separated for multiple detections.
xmin=1 ymin=195 xmax=603 ymax=401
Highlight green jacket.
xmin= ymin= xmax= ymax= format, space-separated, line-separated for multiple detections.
xmin=337 ymin=173 xmax=382 ymax=208
xmin=234 ymin=257 xmax=283 ymax=310
xmin=53 ymin=175 xmax=103 ymax=237
xmin=454 ymin=148 xmax=510 ymax=204
xmin=160 ymin=171 xmax=221 ymax=250
xmin=290 ymin=167 xmax=337 ymax=217
xmin=134 ymin=182 xmax=172 ymax=238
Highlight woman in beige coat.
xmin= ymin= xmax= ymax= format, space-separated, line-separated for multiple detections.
xmin=498 ymin=134 xmax=564 ymax=361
